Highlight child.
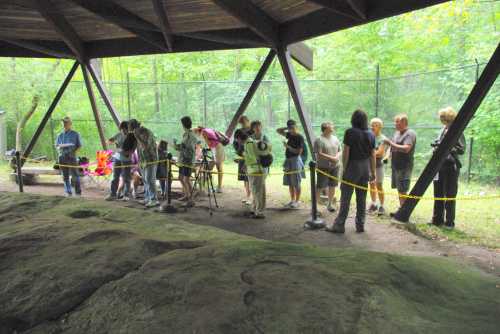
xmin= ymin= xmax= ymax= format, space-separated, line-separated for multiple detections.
xmin=156 ymin=140 xmax=171 ymax=198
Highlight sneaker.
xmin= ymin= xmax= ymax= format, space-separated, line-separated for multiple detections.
xmin=216 ymin=187 xmax=223 ymax=194
xmin=444 ymin=222 xmax=455 ymax=230
xmin=367 ymin=203 xmax=378 ymax=213
xmin=145 ymin=200 xmax=160 ymax=208
xmin=283 ymin=201 xmax=294 ymax=208
xmin=377 ymin=206 xmax=386 ymax=216
xmin=244 ymin=199 xmax=252 ymax=206
xmin=290 ymin=201 xmax=300 ymax=209
xmin=327 ymin=203 xmax=337 ymax=213
xmin=105 ymin=194 xmax=116 ymax=201
xmin=356 ymin=225 xmax=365 ymax=233
xmin=326 ymin=224 xmax=345 ymax=233
xmin=64 ymin=193 xmax=72 ymax=198
xmin=121 ymin=196 xmax=130 ymax=202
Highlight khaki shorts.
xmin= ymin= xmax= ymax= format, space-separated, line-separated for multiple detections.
xmin=213 ymin=143 xmax=225 ymax=164
xmin=316 ymin=166 xmax=339 ymax=189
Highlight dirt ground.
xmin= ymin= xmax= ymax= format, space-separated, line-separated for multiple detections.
xmin=1 ymin=176 xmax=498 ymax=277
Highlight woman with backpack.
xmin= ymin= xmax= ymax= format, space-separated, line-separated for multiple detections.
xmin=194 ymin=126 xmax=229 ymax=193
xmin=277 ymin=119 xmax=307 ymax=209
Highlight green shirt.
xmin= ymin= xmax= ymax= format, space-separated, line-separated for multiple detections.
xmin=134 ymin=126 xmax=157 ymax=167
xmin=244 ymin=139 xmax=262 ymax=175
xmin=175 ymin=130 xmax=197 ymax=165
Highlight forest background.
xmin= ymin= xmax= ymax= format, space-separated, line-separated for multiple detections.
xmin=0 ymin=0 xmax=498 ymax=183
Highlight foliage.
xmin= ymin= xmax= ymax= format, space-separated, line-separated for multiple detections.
xmin=0 ymin=0 xmax=498 ymax=180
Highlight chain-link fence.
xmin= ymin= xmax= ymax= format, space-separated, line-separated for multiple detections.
xmin=3 ymin=60 xmax=497 ymax=183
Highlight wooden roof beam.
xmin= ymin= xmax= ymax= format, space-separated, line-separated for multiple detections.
xmin=347 ymin=0 xmax=367 ymax=20
xmin=211 ymin=0 xmax=280 ymax=47
xmin=0 ymin=39 xmax=74 ymax=59
xmin=68 ymin=0 xmax=168 ymax=52
xmin=36 ymin=0 xmax=85 ymax=62
xmin=307 ymin=0 xmax=362 ymax=21
xmin=151 ymin=0 xmax=174 ymax=51
xmin=180 ymin=28 xmax=268 ymax=48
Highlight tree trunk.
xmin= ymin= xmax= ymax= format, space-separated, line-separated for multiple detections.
xmin=16 ymin=95 xmax=40 ymax=151
xmin=153 ymin=57 xmax=160 ymax=113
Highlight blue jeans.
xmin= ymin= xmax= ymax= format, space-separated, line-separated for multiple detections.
xmin=142 ymin=164 xmax=157 ymax=202
xmin=59 ymin=156 xmax=81 ymax=195
xmin=111 ymin=160 xmax=131 ymax=197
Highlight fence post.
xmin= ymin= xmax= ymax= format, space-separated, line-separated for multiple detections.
xmin=375 ymin=64 xmax=380 ymax=117
xmin=467 ymin=136 xmax=474 ymax=183
xmin=126 ymin=71 xmax=131 ymax=119
xmin=49 ymin=118 xmax=57 ymax=160
xmin=15 ymin=151 xmax=23 ymax=193
xmin=203 ymin=80 xmax=207 ymax=127
xmin=305 ymin=160 xmax=325 ymax=229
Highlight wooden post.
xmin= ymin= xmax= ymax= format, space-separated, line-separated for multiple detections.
xmin=21 ymin=61 xmax=79 ymax=166
xmin=49 ymin=117 xmax=57 ymax=160
xmin=375 ymin=64 xmax=380 ymax=117
xmin=467 ymin=136 xmax=474 ymax=183
xmin=15 ymin=151 xmax=23 ymax=193
xmin=277 ymin=47 xmax=316 ymax=152
xmin=394 ymin=43 xmax=500 ymax=222
xmin=225 ymin=49 xmax=276 ymax=137
xmin=87 ymin=60 xmax=122 ymax=127
xmin=81 ymin=63 xmax=107 ymax=150
xmin=127 ymin=71 xmax=131 ymax=119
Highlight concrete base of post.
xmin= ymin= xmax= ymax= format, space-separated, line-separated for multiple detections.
xmin=304 ymin=218 xmax=325 ymax=230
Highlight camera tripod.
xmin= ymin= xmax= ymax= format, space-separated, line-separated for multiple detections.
xmin=190 ymin=148 xmax=219 ymax=215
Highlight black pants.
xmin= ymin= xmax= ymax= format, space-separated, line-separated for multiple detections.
xmin=335 ymin=159 xmax=369 ymax=227
xmin=432 ymin=163 xmax=459 ymax=226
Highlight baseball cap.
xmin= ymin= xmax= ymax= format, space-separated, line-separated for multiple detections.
xmin=286 ymin=119 xmax=297 ymax=129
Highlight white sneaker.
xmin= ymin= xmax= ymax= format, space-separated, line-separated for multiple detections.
xmin=145 ymin=200 xmax=160 ymax=208
xmin=290 ymin=201 xmax=300 ymax=209
xmin=64 ymin=193 xmax=72 ymax=198
xmin=121 ymin=196 xmax=130 ymax=202
xmin=283 ymin=201 xmax=294 ymax=208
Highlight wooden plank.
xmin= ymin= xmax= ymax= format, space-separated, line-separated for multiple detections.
xmin=36 ymin=0 xmax=85 ymax=62
xmin=252 ymin=0 xmax=321 ymax=23
xmin=281 ymin=0 xmax=449 ymax=45
xmin=307 ymin=0 xmax=361 ymax=20
xmin=81 ymin=63 xmax=107 ymax=150
xmin=180 ymin=28 xmax=267 ymax=47
xmin=84 ymin=36 xmax=260 ymax=58
xmin=394 ymin=43 xmax=500 ymax=222
xmin=212 ymin=0 xmax=279 ymax=46
xmin=277 ymin=47 xmax=316 ymax=152
xmin=225 ymin=49 xmax=276 ymax=137
xmin=151 ymin=0 xmax=173 ymax=51
xmin=86 ymin=60 xmax=122 ymax=128
xmin=289 ymin=42 xmax=313 ymax=71
xmin=21 ymin=166 xmax=60 ymax=175
xmin=22 ymin=61 xmax=80 ymax=165
xmin=0 ymin=38 xmax=73 ymax=58
xmin=68 ymin=0 xmax=167 ymax=51
xmin=347 ymin=0 xmax=367 ymax=19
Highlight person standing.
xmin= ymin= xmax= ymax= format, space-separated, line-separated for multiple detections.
xmin=368 ymin=118 xmax=389 ymax=215
xmin=194 ymin=126 xmax=226 ymax=193
xmin=384 ymin=114 xmax=417 ymax=211
xmin=251 ymin=120 xmax=271 ymax=173
xmin=431 ymin=107 xmax=465 ymax=229
xmin=277 ymin=119 xmax=305 ymax=209
xmin=234 ymin=116 xmax=253 ymax=204
xmin=129 ymin=119 xmax=159 ymax=208
xmin=156 ymin=140 xmax=170 ymax=199
xmin=55 ymin=116 xmax=82 ymax=197
xmin=238 ymin=130 xmax=269 ymax=219
xmin=173 ymin=116 xmax=197 ymax=207
xmin=327 ymin=110 xmax=376 ymax=233
xmin=106 ymin=121 xmax=132 ymax=201
xmin=314 ymin=122 xmax=341 ymax=212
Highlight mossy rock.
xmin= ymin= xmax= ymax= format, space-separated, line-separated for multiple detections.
xmin=0 ymin=193 xmax=498 ymax=334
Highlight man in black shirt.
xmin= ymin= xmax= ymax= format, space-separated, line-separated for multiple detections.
xmin=327 ymin=110 xmax=376 ymax=233
xmin=277 ymin=119 xmax=306 ymax=209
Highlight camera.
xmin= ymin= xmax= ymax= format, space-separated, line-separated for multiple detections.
xmin=430 ymin=140 xmax=440 ymax=148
